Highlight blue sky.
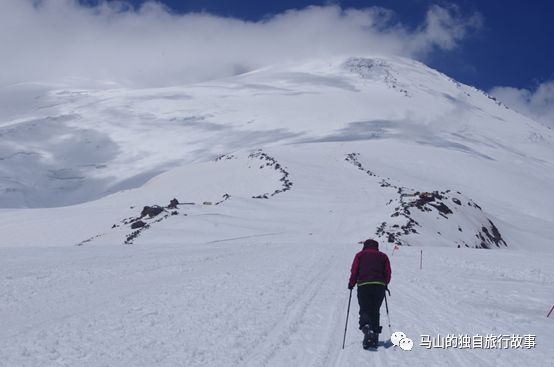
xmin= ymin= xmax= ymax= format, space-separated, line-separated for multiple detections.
xmin=3 ymin=0 xmax=553 ymax=126
xmin=110 ymin=0 xmax=553 ymax=92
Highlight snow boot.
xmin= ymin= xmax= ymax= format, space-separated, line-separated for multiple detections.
xmin=362 ymin=325 xmax=381 ymax=349
xmin=362 ymin=324 xmax=376 ymax=349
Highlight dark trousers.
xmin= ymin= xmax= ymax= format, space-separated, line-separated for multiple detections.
xmin=357 ymin=284 xmax=385 ymax=333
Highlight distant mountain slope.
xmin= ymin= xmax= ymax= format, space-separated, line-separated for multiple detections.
xmin=1 ymin=55 xmax=552 ymax=209
xmin=0 ymin=55 xmax=553 ymax=250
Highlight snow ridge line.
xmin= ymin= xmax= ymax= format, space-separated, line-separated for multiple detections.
xmin=119 ymin=195 xmax=233 ymax=245
xmin=344 ymin=153 xmax=508 ymax=248
xmin=77 ymin=150 xmax=290 ymax=245
xmin=248 ymin=150 xmax=293 ymax=199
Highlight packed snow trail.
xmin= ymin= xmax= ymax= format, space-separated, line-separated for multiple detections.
xmin=1 ymin=237 xmax=552 ymax=367
xmin=0 ymin=233 xmax=349 ymax=367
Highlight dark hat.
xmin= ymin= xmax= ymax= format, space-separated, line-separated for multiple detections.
xmin=363 ymin=239 xmax=379 ymax=249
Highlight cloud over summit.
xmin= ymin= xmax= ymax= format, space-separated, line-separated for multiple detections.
xmin=491 ymin=81 xmax=554 ymax=128
xmin=1 ymin=0 xmax=482 ymax=87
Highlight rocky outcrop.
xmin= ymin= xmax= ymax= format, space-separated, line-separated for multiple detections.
xmin=122 ymin=198 xmax=185 ymax=244
xmin=249 ymin=150 xmax=293 ymax=199
xmin=345 ymin=152 xmax=508 ymax=249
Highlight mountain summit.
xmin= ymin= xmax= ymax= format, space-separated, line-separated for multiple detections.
xmin=1 ymin=55 xmax=552 ymax=249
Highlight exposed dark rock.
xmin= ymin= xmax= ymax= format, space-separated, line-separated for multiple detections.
xmin=215 ymin=154 xmax=236 ymax=161
xmin=141 ymin=205 xmax=164 ymax=218
xmin=119 ymin=197 xmax=190 ymax=245
xmin=131 ymin=220 xmax=146 ymax=229
xmin=429 ymin=202 xmax=453 ymax=216
xmin=125 ymin=230 xmax=142 ymax=244
xmin=482 ymin=220 xmax=508 ymax=248
xmin=76 ymin=233 xmax=103 ymax=246
xmin=345 ymin=152 xmax=508 ymax=249
xmin=215 ymin=193 xmax=231 ymax=205
xmin=167 ymin=198 xmax=179 ymax=209
xmin=249 ymin=150 xmax=293 ymax=199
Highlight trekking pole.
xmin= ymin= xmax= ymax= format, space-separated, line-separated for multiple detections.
xmin=384 ymin=288 xmax=392 ymax=334
xmin=342 ymin=289 xmax=353 ymax=349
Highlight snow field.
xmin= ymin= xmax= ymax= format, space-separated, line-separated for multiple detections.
xmin=1 ymin=238 xmax=552 ymax=366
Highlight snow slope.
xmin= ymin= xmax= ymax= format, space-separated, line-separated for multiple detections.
xmin=0 ymin=55 xmax=553 ymax=366
xmin=1 ymin=227 xmax=552 ymax=366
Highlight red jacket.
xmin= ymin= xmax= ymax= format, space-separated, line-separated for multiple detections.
xmin=349 ymin=246 xmax=391 ymax=288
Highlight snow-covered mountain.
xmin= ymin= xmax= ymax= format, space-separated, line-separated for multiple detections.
xmin=0 ymin=56 xmax=552 ymax=366
xmin=1 ymin=55 xmax=552 ymax=249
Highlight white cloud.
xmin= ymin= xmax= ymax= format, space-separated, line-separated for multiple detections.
xmin=0 ymin=0 xmax=482 ymax=88
xmin=490 ymin=81 xmax=554 ymax=128
xmin=410 ymin=5 xmax=483 ymax=56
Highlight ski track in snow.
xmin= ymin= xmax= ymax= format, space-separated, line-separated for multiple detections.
xmin=1 ymin=239 xmax=552 ymax=366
